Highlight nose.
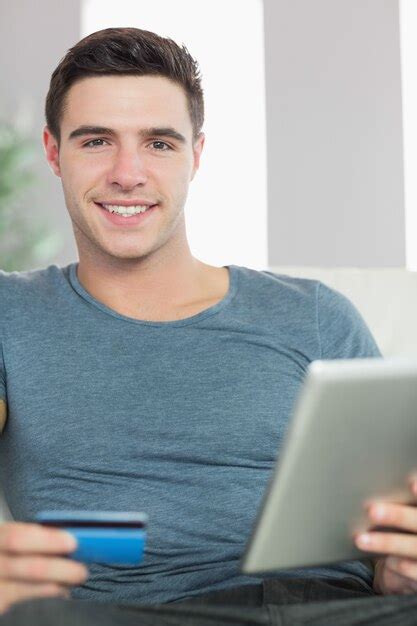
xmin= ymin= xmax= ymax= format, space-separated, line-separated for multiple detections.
xmin=107 ymin=146 xmax=148 ymax=189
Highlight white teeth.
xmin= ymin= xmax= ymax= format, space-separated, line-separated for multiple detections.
xmin=101 ymin=204 xmax=152 ymax=216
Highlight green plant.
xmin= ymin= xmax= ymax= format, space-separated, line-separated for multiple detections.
xmin=0 ymin=119 xmax=62 ymax=271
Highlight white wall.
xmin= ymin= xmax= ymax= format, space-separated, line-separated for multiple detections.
xmin=264 ymin=0 xmax=405 ymax=267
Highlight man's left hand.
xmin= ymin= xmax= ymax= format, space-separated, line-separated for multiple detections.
xmin=355 ymin=475 xmax=417 ymax=595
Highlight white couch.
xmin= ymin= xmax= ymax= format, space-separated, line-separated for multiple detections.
xmin=1 ymin=266 xmax=415 ymax=522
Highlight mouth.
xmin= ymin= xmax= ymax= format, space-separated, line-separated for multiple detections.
xmin=94 ymin=202 xmax=158 ymax=226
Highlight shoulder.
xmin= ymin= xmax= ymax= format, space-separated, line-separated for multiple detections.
xmin=316 ymin=280 xmax=369 ymax=332
xmin=236 ymin=266 xmax=319 ymax=301
xmin=0 ymin=264 xmax=64 ymax=310
xmin=236 ymin=267 xmax=382 ymax=359
xmin=0 ymin=264 xmax=61 ymax=288
xmin=316 ymin=281 xmax=382 ymax=359
xmin=234 ymin=267 xmax=323 ymax=337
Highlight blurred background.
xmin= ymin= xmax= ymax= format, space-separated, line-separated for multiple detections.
xmin=0 ymin=0 xmax=414 ymax=272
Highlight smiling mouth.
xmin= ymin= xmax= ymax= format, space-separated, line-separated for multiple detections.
xmin=95 ymin=202 xmax=158 ymax=214
xmin=93 ymin=202 xmax=159 ymax=226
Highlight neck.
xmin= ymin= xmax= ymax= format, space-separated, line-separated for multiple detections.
xmin=75 ymin=249 xmax=212 ymax=319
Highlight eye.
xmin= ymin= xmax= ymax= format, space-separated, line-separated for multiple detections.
xmin=150 ymin=141 xmax=172 ymax=151
xmin=82 ymin=138 xmax=108 ymax=148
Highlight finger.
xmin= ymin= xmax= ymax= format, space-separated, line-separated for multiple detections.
xmin=384 ymin=556 xmax=417 ymax=583
xmin=355 ymin=531 xmax=417 ymax=558
xmin=395 ymin=576 xmax=417 ymax=595
xmin=376 ymin=558 xmax=412 ymax=594
xmin=0 ymin=582 xmax=70 ymax=615
xmin=0 ymin=554 xmax=88 ymax=586
xmin=366 ymin=502 xmax=417 ymax=534
xmin=0 ymin=523 xmax=77 ymax=555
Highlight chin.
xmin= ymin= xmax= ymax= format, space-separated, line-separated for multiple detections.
xmin=101 ymin=247 xmax=153 ymax=262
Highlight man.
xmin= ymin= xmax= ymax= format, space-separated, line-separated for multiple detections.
xmin=1 ymin=25 xmax=417 ymax=626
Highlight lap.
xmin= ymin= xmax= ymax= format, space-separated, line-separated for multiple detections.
xmin=3 ymin=578 xmax=417 ymax=626
xmin=0 ymin=596 xmax=270 ymax=626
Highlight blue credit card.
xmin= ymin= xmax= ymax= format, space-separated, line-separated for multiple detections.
xmin=34 ymin=510 xmax=148 ymax=565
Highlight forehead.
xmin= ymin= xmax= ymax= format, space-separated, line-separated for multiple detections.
xmin=62 ymin=75 xmax=190 ymax=132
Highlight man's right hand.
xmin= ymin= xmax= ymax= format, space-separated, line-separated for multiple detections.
xmin=0 ymin=521 xmax=89 ymax=615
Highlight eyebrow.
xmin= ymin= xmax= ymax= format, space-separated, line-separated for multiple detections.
xmin=67 ymin=125 xmax=187 ymax=144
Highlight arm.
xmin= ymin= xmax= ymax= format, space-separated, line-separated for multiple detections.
xmin=0 ymin=398 xmax=88 ymax=614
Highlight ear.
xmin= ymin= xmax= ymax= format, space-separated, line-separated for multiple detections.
xmin=190 ymin=132 xmax=205 ymax=181
xmin=43 ymin=125 xmax=62 ymax=177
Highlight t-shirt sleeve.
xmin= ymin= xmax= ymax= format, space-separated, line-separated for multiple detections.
xmin=317 ymin=281 xmax=383 ymax=360
xmin=317 ymin=281 xmax=382 ymax=584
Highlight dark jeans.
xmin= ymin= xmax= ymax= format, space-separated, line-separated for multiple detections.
xmin=3 ymin=577 xmax=417 ymax=625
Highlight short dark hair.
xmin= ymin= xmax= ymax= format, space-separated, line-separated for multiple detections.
xmin=45 ymin=27 xmax=205 ymax=149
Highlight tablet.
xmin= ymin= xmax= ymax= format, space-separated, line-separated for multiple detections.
xmin=240 ymin=357 xmax=417 ymax=574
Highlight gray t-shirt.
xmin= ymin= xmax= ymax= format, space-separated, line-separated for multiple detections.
xmin=0 ymin=263 xmax=382 ymax=604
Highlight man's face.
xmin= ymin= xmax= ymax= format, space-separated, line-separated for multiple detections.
xmin=43 ymin=75 xmax=205 ymax=262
